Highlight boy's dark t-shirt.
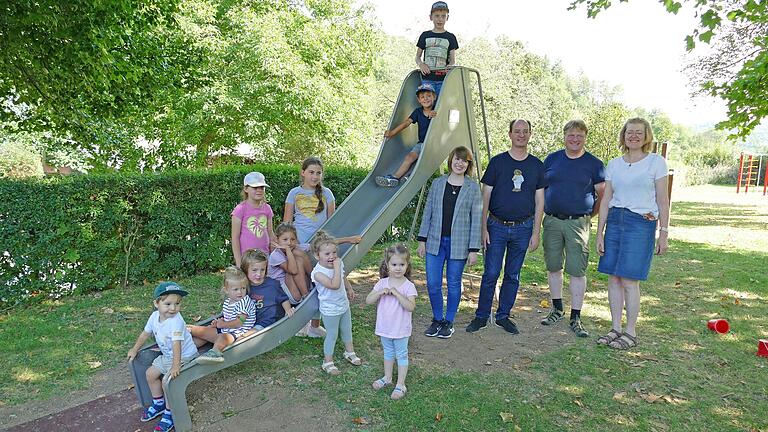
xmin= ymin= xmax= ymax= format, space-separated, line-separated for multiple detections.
xmin=416 ymin=30 xmax=459 ymax=82
xmin=248 ymin=277 xmax=289 ymax=328
xmin=481 ymin=152 xmax=546 ymax=222
xmin=409 ymin=108 xmax=432 ymax=143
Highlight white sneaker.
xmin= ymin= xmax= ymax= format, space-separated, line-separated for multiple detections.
xmin=295 ymin=322 xmax=310 ymax=337
xmin=307 ymin=325 xmax=327 ymax=338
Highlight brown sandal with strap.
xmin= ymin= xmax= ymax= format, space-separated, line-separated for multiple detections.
xmin=609 ymin=333 xmax=638 ymax=350
xmin=596 ymin=329 xmax=622 ymax=345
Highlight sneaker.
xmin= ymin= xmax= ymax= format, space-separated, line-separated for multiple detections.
xmin=307 ymin=325 xmax=327 ymax=338
xmin=197 ymin=349 xmax=224 ymax=364
xmin=375 ymin=174 xmax=399 ymax=187
xmin=570 ymin=318 xmax=589 ymax=338
xmin=465 ymin=317 xmax=488 ymax=333
xmin=295 ymin=322 xmax=309 ymax=337
xmin=141 ymin=402 xmax=165 ymax=422
xmin=541 ymin=308 xmax=565 ymax=326
xmin=495 ymin=318 xmax=520 ymax=335
xmin=154 ymin=411 xmax=174 ymax=432
xmin=424 ymin=319 xmax=442 ymax=337
xmin=436 ymin=320 xmax=454 ymax=339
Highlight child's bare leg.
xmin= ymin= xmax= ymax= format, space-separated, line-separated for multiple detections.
xmin=146 ymin=365 xmax=164 ymax=397
xmin=284 ymin=276 xmax=303 ymax=301
xmin=294 ymin=249 xmax=312 ymax=279
xmin=396 ymin=364 xmax=408 ymax=388
xmin=383 ymin=359 xmax=395 ymax=383
xmin=189 ymin=325 xmax=218 ymax=347
xmin=393 ymin=152 xmax=419 ymax=179
xmin=213 ymin=333 xmax=235 ymax=351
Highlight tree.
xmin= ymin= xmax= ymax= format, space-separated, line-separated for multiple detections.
xmin=568 ymin=0 xmax=768 ymax=138
xmin=0 ymin=0 xmax=193 ymax=162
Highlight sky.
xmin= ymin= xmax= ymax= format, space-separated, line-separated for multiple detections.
xmin=362 ymin=0 xmax=727 ymax=128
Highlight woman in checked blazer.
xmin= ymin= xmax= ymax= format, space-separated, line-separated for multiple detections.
xmin=417 ymin=146 xmax=482 ymax=339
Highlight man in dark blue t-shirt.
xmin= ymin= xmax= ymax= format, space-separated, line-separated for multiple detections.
xmin=540 ymin=120 xmax=605 ymax=338
xmin=466 ymin=119 xmax=546 ymax=335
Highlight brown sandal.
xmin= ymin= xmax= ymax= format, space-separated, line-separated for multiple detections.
xmin=609 ymin=333 xmax=638 ymax=350
xmin=596 ymin=329 xmax=622 ymax=345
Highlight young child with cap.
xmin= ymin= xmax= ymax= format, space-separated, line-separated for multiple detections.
xmin=127 ymin=282 xmax=198 ymax=432
xmin=376 ymin=83 xmax=437 ymax=188
xmin=416 ymin=1 xmax=458 ymax=96
xmin=231 ymin=171 xmax=275 ymax=266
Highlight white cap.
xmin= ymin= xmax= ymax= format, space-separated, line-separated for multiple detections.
xmin=243 ymin=172 xmax=269 ymax=188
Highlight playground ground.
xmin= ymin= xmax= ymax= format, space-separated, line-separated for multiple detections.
xmin=1 ymin=184 xmax=767 ymax=431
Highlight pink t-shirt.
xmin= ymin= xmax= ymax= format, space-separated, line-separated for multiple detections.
xmin=373 ymin=278 xmax=417 ymax=339
xmin=232 ymin=201 xmax=273 ymax=255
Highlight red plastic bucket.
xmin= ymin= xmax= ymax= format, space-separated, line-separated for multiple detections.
xmin=758 ymin=339 xmax=768 ymax=357
xmin=707 ymin=319 xmax=730 ymax=334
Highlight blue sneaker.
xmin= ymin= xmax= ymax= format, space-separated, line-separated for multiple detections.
xmin=154 ymin=411 xmax=174 ymax=431
xmin=141 ymin=402 xmax=165 ymax=422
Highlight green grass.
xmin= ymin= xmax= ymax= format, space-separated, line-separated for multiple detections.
xmin=2 ymin=185 xmax=767 ymax=430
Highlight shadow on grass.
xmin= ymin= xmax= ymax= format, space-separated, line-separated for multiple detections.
xmin=671 ymin=202 xmax=768 ymax=230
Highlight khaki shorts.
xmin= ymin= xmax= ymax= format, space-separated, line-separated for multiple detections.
xmin=542 ymin=214 xmax=591 ymax=277
xmin=152 ymin=353 xmax=197 ymax=375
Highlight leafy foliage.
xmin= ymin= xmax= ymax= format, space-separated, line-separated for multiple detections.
xmin=0 ymin=164 xmax=434 ymax=307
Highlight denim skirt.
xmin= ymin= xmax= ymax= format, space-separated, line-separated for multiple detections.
xmin=597 ymin=207 xmax=656 ymax=281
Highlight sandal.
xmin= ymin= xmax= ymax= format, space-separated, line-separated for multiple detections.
xmin=372 ymin=377 xmax=392 ymax=391
xmin=596 ymin=329 xmax=622 ymax=346
xmin=390 ymin=385 xmax=407 ymax=400
xmin=343 ymin=351 xmax=362 ymax=366
xmin=609 ymin=333 xmax=638 ymax=350
xmin=321 ymin=361 xmax=341 ymax=375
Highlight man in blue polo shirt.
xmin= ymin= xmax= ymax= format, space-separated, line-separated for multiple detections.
xmin=540 ymin=120 xmax=605 ymax=337
xmin=466 ymin=119 xmax=546 ymax=335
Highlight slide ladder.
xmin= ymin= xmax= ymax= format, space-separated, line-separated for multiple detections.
xmin=129 ymin=66 xmax=487 ymax=431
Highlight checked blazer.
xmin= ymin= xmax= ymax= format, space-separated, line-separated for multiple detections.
xmin=417 ymin=174 xmax=482 ymax=260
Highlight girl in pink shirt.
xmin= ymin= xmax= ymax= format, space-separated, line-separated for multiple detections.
xmin=365 ymin=244 xmax=417 ymax=400
xmin=231 ymin=172 xmax=275 ymax=267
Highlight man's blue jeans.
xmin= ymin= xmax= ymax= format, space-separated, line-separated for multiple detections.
xmin=425 ymin=236 xmax=467 ymax=323
xmin=475 ymin=217 xmax=533 ymax=321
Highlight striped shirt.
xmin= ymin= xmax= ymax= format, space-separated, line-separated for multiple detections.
xmin=220 ymin=296 xmax=257 ymax=335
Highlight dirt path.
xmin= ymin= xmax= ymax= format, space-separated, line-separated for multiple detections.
xmin=2 ymin=268 xmax=583 ymax=431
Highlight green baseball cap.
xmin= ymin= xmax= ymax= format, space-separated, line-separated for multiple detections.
xmin=153 ymin=282 xmax=189 ymax=299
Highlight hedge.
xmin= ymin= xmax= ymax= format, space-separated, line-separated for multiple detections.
xmin=0 ymin=164 xmax=425 ymax=308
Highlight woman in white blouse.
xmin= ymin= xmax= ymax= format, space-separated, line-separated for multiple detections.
xmin=595 ymin=118 xmax=670 ymax=350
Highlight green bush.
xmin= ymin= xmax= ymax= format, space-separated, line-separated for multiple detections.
xmin=0 ymin=164 xmax=425 ymax=307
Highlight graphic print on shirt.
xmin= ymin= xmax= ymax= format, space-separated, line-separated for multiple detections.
xmin=294 ymin=193 xmax=324 ymax=221
xmin=424 ymin=37 xmax=450 ymax=71
xmin=246 ymin=214 xmax=268 ymax=238
xmin=251 ymin=294 xmax=265 ymax=309
xmin=512 ymin=169 xmax=524 ymax=192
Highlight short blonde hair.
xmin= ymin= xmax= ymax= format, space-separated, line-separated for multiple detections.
xmin=240 ymin=249 xmax=268 ymax=276
xmin=223 ymin=265 xmax=248 ymax=288
xmin=310 ymin=230 xmax=336 ymax=256
xmin=563 ymin=119 xmax=588 ymax=135
xmin=619 ymin=118 xmax=654 ymax=153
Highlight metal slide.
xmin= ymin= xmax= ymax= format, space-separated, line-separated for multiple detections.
xmin=129 ymin=67 xmax=483 ymax=432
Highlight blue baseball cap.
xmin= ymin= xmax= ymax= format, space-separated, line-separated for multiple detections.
xmin=431 ymin=1 xmax=449 ymax=12
xmin=153 ymin=282 xmax=189 ymax=299
xmin=416 ymin=83 xmax=436 ymax=95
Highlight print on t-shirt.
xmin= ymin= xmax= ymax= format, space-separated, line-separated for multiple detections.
xmin=246 ymin=214 xmax=269 ymax=238
xmin=512 ymin=169 xmax=524 ymax=192
xmin=424 ymin=37 xmax=450 ymax=72
xmin=294 ymin=193 xmax=324 ymax=221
